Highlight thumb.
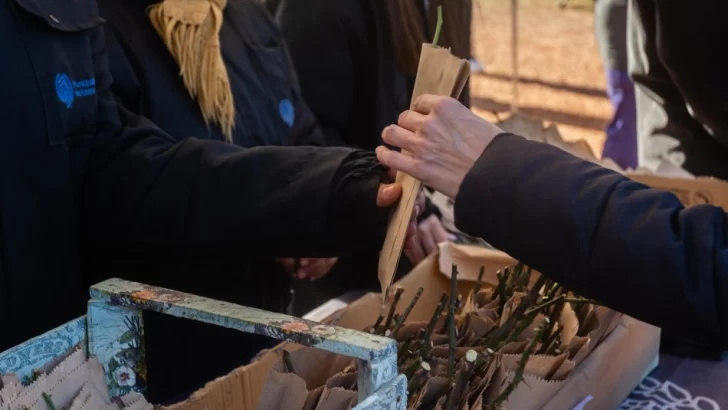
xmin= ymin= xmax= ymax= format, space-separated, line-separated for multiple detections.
xmin=377 ymin=183 xmax=402 ymax=208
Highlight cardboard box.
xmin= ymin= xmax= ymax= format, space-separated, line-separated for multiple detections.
xmin=498 ymin=112 xmax=728 ymax=212
xmin=165 ymin=249 xmax=660 ymax=410
xmin=626 ymin=173 xmax=728 ymax=210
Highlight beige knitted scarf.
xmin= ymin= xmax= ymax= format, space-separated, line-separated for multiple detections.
xmin=148 ymin=0 xmax=235 ymax=142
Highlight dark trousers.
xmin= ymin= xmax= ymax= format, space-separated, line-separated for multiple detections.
xmin=628 ymin=0 xmax=728 ymax=180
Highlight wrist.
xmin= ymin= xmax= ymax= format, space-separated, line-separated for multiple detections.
xmin=329 ymin=151 xmax=389 ymax=248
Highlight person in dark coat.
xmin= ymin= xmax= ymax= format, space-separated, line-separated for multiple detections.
xmin=628 ymin=0 xmax=728 ymax=179
xmin=95 ymin=0 xmax=397 ymax=400
xmin=274 ymin=0 xmax=471 ymax=311
xmin=377 ymin=94 xmax=728 ymax=350
xmin=0 ymin=0 xmax=414 ymax=398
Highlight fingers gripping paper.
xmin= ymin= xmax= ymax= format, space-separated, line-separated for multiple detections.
xmin=378 ymin=44 xmax=470 ymax=297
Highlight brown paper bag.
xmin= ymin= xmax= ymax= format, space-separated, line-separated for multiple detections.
xmin=302 ymin=386 xmax=324 ymax=410
xmin=12 ymin=347 xmax=87 ymax=407
xmin=559 ymin=302 xmax=580 ymax=348
xmin=500 ymin=341 xmax=528 ymax=355
xmin=314 ymin=387 xmax=356 ymax=410
xmin=394 ymin=321 xmax=429 ymax=341
xmin=438 ymin=243 xmax=517 ymax=285
xmin=256 ymin=370 xmax=308 ymax=410
xmin=79 ymin=385 xmax=119 ymax=410
xmin=325 ymin=372 xmax=358 ymax=391
xmin=123 ymin=396 xmax=155 ymax=410
xmin=500 ymin=354 xmax=575 ymax=381
xmin=272 ymin=348 xmax=350 ymax=390
xmin=68 ymin=383 xmax=93 ymax=410
xmin=0 ymin=373 xmax=20 ymax=389
xmin=410 ymin=376 xmax=450 ymax=409
xmin=26 ymin=358 xmax=109 ymax=410
xmin=484 ymin=365 xmax=564 ymax=409
xmin=461 ymin=313 xmax=496 ymax=344
xmin=379 ymin=44 xmax=470 ymax=297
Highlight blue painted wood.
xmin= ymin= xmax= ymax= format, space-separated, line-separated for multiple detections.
xmin=90 ymin=278 xmax=403 ymax=405
xmin=90 ymin=278 xmax=397 ymax=362
xmin=0 ymin=317 xmax=85 ymax=383
xmin=355 ymin=374 xmax=408 ymax=410
xmin=87 ymin=300 xmax=146 ymax=400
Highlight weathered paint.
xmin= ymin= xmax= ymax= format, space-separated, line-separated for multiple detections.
xmin=356 ymin=374 xmax=408 ymax=410
xmin=0 ymin=317 xmax=86 ymax=382
xmin=90 ymin=278 xmax=397 ymax=362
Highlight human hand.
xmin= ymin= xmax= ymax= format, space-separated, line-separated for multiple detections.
xmin=376 ymin=95 xmax=503 ymax=199
xmin=279 ymin=257 xmax=338 ymax=280
xmin=405 ymin=214 xmax=455 ymax=265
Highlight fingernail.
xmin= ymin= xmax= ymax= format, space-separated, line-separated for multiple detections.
xmin=384 ymin=185 xmax=395 ymax=196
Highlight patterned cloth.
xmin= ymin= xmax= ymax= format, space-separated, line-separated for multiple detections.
xmin=620 ymin=353 xmax=728 ymax=409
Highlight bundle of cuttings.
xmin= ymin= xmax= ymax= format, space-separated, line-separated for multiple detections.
xmin=258 ymin=262 xmax=621 ymax=410
xmin=0 ymin=347 xmax=153 ymax=410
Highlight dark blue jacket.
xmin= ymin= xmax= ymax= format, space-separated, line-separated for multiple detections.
xmin=94 ymin=0 xmax=358 ymax=399
xmin=456 ymin=134 xmax=728 ymax=348
xmin=0 ymin=0 xmax=388 ymax=354
xmin=100 ymin=0 xmax=322 ymax=149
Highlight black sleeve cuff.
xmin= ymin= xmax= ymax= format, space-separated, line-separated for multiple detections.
xmin=329 ymin=150 xmax=389 ymax=251
xmin=454 ymin=133 xmax=522 ymax=236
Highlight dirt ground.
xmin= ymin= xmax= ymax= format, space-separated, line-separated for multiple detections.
xmin=470 ymin=0 xmax=610 ymax=157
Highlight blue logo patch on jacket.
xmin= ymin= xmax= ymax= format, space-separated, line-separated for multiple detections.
xmin=279 ymin=99 xmax=295 ymax=128
xmin=55 ymin=72 xmax=96 ymax=108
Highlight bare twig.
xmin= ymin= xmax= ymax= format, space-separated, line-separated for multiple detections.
xmin=448 ymin=264 xmax=459 ymax=379
xmin=473 ymin=266 xmax=486 ymax=295
xmin=392 ymin=287 xmax=424 ymax=338
xmin=422 ymin=293 xmax=448 ymax=359
xmin=384 ymin=287 xmax=405 ymax=331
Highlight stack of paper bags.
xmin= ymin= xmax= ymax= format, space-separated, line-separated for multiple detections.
xmin=0 ymin=347 xmax=153 ymax=410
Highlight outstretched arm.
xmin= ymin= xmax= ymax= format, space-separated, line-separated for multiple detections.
xmin=81 ymin=24 xmax=391 ymax=261
xmin=456 ymin=134 xmax=728 ymax=348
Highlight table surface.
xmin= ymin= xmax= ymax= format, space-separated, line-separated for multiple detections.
xmin=620 ymin=352 xmax=728 ymax=409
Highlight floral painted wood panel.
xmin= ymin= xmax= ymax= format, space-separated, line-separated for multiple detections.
xmin=87 ymin=300 xmax=146 ymax=400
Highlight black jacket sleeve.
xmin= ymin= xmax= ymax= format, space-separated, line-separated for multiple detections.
xmin=276 ymin=0 xmax=357 ymax=147
xmin=455 ymin=133 xmax=728 ymax=348
xmin=80 ymin=24 xmax=388 ymax=259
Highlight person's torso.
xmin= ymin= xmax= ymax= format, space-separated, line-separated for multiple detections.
xmin=99 ymin=0 xmax=300 ymax=147
xmin=0 ymin=0 xmax=105 ymax=351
